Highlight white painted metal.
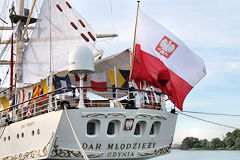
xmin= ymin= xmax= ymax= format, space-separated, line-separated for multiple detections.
xmin=0 ymin=107 xmax=177 ymax=160
xmin=78 ymin=75 xmax=85 ymax=108
xmin=68 ymin=46 xmax=95 ymax=75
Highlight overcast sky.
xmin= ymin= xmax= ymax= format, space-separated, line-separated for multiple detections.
xmin=70 ymin=0 xmax=240 ymax=143
xmin=1 ymin=0 xmax=240 ymax=143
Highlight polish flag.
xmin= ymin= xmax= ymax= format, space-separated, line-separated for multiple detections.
xmin=90 ymin=72 xmax=107 ymax=92
xmin=131 ymin=10 xmax=206 ymax=110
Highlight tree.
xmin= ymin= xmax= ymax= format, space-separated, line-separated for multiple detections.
xmin=231 ymin=129 xmax=240 ymax=141
xmin=180 ymin=137 xmax=200 ymax=150
xmin=180 ymin=129 xmax=240 ymax=150
xmin=180 ymin=137 xmax=193 ymax=150
xmin=224 ymin=137 xmax=235 ymax=149
xmin=233 ymin=137 xmax=240 ymax=149
xmin=200 ymin=139 xmax=209 ymax=149
xmin=192 ymin=138 xmax=201 ymax=148
xmin=209 ymin=138 xmax=222 ymax=149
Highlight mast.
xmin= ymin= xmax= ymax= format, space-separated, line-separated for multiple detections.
xmin=19 ymin=0 xmax=24 ymax=16
xmin=22 ymin=0 xmax=37 ymax=40
xmin=48 ymin=0 xmax=53 ymax=111
xmin=129 ymin=1 xmax=140 ymax=82
xmin=14 ymin=0 xmax=24 ymax=88
xmin=10 ymin=34 xmax=13 ymax=93
xmin=14 ymin=0 xmax=36 ymax=88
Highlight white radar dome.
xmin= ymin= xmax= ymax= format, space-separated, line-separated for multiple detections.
xmin=68 ymin=46 xmax=95 ymax=74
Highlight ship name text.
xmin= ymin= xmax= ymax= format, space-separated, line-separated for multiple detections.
xmin=82 ymin=142 xmax=156 ymax=150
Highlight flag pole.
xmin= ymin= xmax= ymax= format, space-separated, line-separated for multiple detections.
xmin=129 ymin=1 xmax=140 ymax=82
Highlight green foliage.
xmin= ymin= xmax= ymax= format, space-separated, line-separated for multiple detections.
xmin=180 ymin=137 xmax=200 ymax=150
xmin=234 ymin=137 xmax=240 ymax=148
xmin=180 ymin=129 xmax=240 ymax=150
xmin=209 ymin=138 xmax=222 ymax=149
xmin=224 ymin=137 xmax=235 ymax=149
xmin=200 ymin=139 xmax=208 ymax=148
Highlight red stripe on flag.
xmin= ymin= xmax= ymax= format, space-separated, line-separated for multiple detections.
xmin=131 ymin=44 xmax=192 ymax=110
xmin=38 ymin=94 xmax=47 ymax=106
xmin=91 ymin=81 xmax=107 ymax=92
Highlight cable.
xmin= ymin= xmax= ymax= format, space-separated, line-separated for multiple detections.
xmin=178 ymin=112 xmax=240 ymax=130
xmin=1 ymin=68 xmax=9 ymax=87
xmin=182 ymin=110 xmax=240 ymax=117
xmin=64 ymin=105 xmax=89 ymax=160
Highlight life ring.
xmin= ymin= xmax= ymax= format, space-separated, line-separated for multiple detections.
xmin=26 ymin=105 xmax=33 ymax=118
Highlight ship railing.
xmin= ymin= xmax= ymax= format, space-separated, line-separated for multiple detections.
xmin=0 ymin=87 xmax=66 ymax=127
xmin=0 ymin=86 xmax=164 ymax=127
xmin=73 ymin=86 xmax=163 ymax=110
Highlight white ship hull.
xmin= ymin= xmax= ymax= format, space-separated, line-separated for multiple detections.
xmin=0 ymin=108 xmax=177 ymax=160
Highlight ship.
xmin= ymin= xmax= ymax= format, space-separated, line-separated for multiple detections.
xmin=0 ymin=0 xmax=206 ymax=159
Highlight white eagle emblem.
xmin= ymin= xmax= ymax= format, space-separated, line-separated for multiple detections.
xmin=124 ymin=118 xmax=134 ymax=131
xmin=155 ymin=36 xmax=178 ymax=58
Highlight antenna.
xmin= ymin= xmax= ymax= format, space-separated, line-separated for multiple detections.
xmin=68 ymin=46 xmax=95 ymax=108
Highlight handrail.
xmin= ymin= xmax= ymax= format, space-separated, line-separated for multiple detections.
xmin=0 ymin=86 xmax=163 ymax=127
xmin=1 ymin=87 xmax=66 ymax=112
xmin=75 ymin=86 xmax=163 ymax=94
xmin=0 ymin=86 xmax=163 ymax=113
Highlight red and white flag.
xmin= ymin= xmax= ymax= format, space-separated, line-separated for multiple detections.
xmin=90 ymin=72 xmax=107 ymax=92
xmin=131 ymin=10 xmax=206 ymax=110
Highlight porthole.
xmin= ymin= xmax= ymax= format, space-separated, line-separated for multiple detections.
xmin=107 ymin=122 xmax=114 ymax=135
xmin=22 ymin=133 xmax=24 ymax=138
xmin=134 ymin=123 xmax=140 ymax=135
xmin=3 ymin=137 xmax=6 ymax=141
xmin=150 ymin=124 xmax=154 ymax=135
xmin=32 ymin=130 xmax=34 ymax=136
xmin=37 ymin=129 xmax=40 ymax=135
xmin=8 ymin=136 xmax=10 ymax=141
xmin=17 ymin=134 xmax=19 ymax=139
xmin=87 ymin=122 xmax=96 ymax=135
xmin=87 ymin=120 xmax=100 ymax=136
xmin=107 ymin=120 xmax=121 ymax=136
xmin=149 ymin=121 xmax=161 ymax=136
xmin=134 ymin=121 xmax=147 ymax=136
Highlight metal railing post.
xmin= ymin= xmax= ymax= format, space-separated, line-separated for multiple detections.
xmin=34 ymin=101 xmax=36 ymax=116
xmin=21 ymin=107 xmax=23 ymax=120
xmin=54 ymin=97 xmax=58 ymax=110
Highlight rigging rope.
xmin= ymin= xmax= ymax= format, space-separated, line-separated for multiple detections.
xmin=64 ymin=105 xmax=89 ymax=160
xmin=0 ymin=18 xmax=8 ymax=24
xmin=1 ymin=68 xmax=9 ymax=87
xmin=0 ymin=35 xmax=12 ymax=60
xmin=178 ymin=112 xmax=240 ymax=130
xmin=182 ymin=110 xmax=240 ymax=117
